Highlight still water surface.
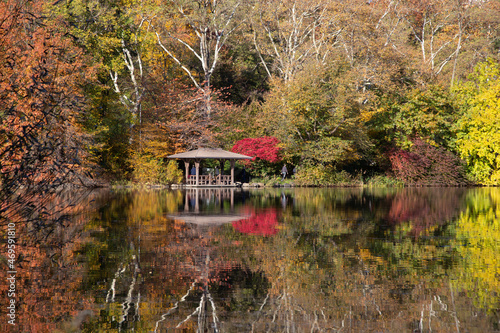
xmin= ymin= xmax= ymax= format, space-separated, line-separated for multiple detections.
xmin=3 ymin=187 xmax=500 ymax=332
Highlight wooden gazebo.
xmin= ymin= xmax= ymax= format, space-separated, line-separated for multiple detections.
xmin=167 ymin=148 xmax=252 ymax=187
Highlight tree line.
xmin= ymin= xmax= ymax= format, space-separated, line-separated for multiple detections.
xmin=1 ymin=0 xmax=500 ymax=191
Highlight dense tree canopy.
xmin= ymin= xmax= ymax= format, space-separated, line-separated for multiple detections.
xmin=1 ymin=0 xmax=499 ymax=187
xmin=0 ymin=0 xmax=96 ymax=215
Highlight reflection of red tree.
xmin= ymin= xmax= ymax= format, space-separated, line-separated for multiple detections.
xmin=232 ymin=208 xmax=280 ymax=236
xmin=386 ymin=188 xmax=465 ymax=236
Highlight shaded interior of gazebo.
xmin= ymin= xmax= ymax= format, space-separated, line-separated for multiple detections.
xmin=167 ymin=148 xmax=252 ymax=186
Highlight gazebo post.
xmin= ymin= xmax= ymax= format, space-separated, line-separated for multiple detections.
xmin=184 ymin=160 xmax=190 ymax=184
xmin=230 ymin=188 xmax=234 ymax=210
xmin=219 ymin=159 xmax=224 ymax=185
xmin=230 ymin=160 xmax=235 ymax=185
xmin=195 ymin=160 xmax=200 ymax=186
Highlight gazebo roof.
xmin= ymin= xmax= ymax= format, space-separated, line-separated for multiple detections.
xmin=167 ymin=148 xmax=252 ymax=160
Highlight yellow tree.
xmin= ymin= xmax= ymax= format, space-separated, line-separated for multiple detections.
xmin=454 ymin=58 xmax=500 ymax=185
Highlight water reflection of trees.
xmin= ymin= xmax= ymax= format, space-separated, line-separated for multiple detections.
xmin=384 ymin=187 xmax=468 ymax=236
xmin=453 ymin=188 xmax=500 ymax=312
xmin=224 ymin=187 xmax=498 ymax=332
xmin=4 ymin=187 xmax=499 ymax=332
xmin=0 ymin=189 xmax=105 ymax=332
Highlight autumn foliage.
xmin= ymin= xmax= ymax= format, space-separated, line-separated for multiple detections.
xmin=0 ymin=0 xmax=98 ymax=231
xmin=1 ymin=0 xmax=499 ymax=190
xmin=232 ymin=137 xmax=282 ymax=163
xmin=388 ymin=138 xmax=468 ymax=186
xmin=0 ymin=1 xmax=95 ymax=190
xmin=231 ymin=137 xmax=282 ymax=176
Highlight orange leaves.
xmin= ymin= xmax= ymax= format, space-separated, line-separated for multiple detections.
xmin=145 ymin=76 xmax=237 ymax=151
xmin=0 ymin=0 xmax=98 ymax=229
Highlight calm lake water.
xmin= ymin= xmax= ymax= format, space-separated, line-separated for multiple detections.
xmin=2 ymin=187 xmax=500 ymax=332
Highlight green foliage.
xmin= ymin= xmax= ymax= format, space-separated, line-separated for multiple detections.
xmin=369 ymin=85 xmax=458 ymax=150
xmin=294 ymin=164 xmax=362 ymax=187
xmin=365 ymin=175 xmax=404 ymax=188
xmin=211 ymin=40 xmax=270 ymax=105
xmin=130 ymin=153 xmax=182 ymax=185
xmin=82 ymin=81 xmax=132 ymax=178
xmin=53 ymin=0 xmax=134 ymax=70
xmin=258 ymin=63 xmax=370 ymax=168
xmin=242 ymin=160 xmax=280 ymax=178
xmin=250 ymin=175 xmax=283 ymax=187
xmin=165 ymin=160 xmax=184 ymax=184
xmin=454 ymin=58 xmax=500 ymax=185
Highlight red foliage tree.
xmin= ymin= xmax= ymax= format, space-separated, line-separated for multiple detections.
xmin=231 ymin=137 xmax=282 ymax=176
xmin=388 ymin=137 xmax=468 ymax=186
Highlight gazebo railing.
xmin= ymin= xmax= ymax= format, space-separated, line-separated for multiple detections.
xmin=186 ymin=174 xmax=232 ymax=186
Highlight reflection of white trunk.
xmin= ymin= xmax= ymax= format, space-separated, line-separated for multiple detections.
xmin=120 ymin=255 xmax=139 ymax=325
xmin=419 ymin=302 xmax=429 ymax=332
xmin=176 ymin=294 xmax=204 ymax=329
xmin=156 ymin=250 xmax=221 ymax=331
xmin=197 ymin=292 xmax=206 ymax=333
xmin=207 ymin=289 xmax=220 ymax=332
xmin=106 ymin=264 xmax=126 ymax=303
xmin=154 ymin=281 xmax=196 ymax=333
xmin=105 ymin=245 xmax=142 ymax=329
xmin=252 ymin=293 xmax=269 ymax=332
xmin=449 ymin=282 xmax=461 ymax=333
xmin=135 ymin=291 xmax=141 ymax=322
xmin=251 ymin=293 xmax=269 ymax=332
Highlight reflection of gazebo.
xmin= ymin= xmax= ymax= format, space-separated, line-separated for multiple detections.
xmin=167 ymin=148 xmax=252 ymax=187
xmin=167 ymin=213 xmax=248 ymax=226
xmin=167 ymin=188 xmax=249 ymax=226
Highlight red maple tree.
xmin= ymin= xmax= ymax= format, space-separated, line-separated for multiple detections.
xmin=231 ymin=137 xmax=282 ymax=176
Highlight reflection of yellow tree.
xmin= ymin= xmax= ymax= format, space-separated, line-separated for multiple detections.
xmin=453 ymin=188 xmax=500 ymax=311
xmin=91 ymin=189 xmax=186 ymax=332
xmin=121 ymin=189 xmax=184 ymax=224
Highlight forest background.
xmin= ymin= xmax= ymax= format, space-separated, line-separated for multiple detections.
xmin=1 ymin=0 xmax=500 ymax=194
